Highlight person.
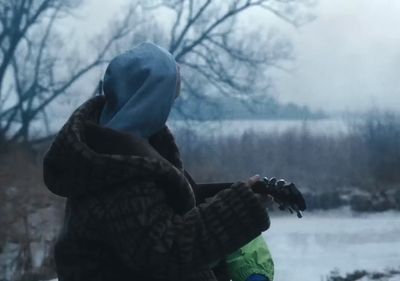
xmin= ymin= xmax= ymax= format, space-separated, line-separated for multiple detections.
xmin=43 ymin=42 xmax=303 ymax=281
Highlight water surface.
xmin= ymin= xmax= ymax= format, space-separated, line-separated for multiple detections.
xmin=263 ymin=209 xmax=400 ymax=281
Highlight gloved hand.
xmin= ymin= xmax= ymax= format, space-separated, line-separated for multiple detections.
xmin=246 ymin=175 xmax=274 ymax=208
xmin=251 ymin=177 xmax=306 ymax=217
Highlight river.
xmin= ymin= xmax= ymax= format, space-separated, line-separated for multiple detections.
xmin=264 ymin=209 xmax=400 ymax=281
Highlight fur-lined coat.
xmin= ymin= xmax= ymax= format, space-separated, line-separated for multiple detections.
xmin=43 ymin=95 xmax=270 ymax=281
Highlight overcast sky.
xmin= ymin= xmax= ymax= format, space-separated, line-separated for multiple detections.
xmin=72 ymin=0 xmax=400 ymax=112
xmin=275 ymin=0 xmax=400 ymax=112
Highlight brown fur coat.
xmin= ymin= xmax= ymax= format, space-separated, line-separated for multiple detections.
xmin=43 ymin=95 xmax=270 ymax=281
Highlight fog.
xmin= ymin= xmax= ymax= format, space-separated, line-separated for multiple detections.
xmin=275 ymin=0 xmax=400 ymax=112
xmin=70 ymin=0 xmax=400 ymax=112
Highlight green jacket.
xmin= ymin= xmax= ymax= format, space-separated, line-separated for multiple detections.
xmin=226 ymin=235 xmax=274 ymax=281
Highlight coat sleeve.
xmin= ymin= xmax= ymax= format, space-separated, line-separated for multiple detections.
xmin=95 ymin=181 xmax=270 ymax=280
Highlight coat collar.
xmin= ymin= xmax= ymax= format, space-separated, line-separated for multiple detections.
xmin=43 ymin=95 xmax=195 ymax=213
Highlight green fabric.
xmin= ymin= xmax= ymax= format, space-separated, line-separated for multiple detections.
xmin=226 ymin=235 xmax=274 ymax=281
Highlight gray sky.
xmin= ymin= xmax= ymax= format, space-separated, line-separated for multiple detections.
xmin=275 ymin=0 xmax=400 ymax=112
xmin=71 ymin=0 xmax=400 ymax=112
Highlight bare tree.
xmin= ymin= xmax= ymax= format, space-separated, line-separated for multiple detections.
xmin=134 ymin=0 xmax=315 ymax=117
xmin=0 ymin=0 xmax=314 ymax=144
xmin=0 ymin=0 xmax=141 ymax=146
xmin=0 ymin=2 xmax=142 ymax=279
xmin=0 ymin=146 xmax=62 ymax=281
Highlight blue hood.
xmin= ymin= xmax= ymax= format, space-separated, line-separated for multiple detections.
xmin=99 ymin=42 xmax=178 ymax=138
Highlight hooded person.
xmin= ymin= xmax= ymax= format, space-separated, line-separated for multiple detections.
xmin=99 ymin=42 xmax=179 ymax=138
xmin=43 ymin=42 xmax=272 ymax=281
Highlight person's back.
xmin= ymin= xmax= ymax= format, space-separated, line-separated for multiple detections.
xmin=43 ymin=43 xmax=272 ymax=281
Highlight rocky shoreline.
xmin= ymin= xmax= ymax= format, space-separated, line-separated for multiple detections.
xmin=327 ymin=268 xmax=400 ymax=281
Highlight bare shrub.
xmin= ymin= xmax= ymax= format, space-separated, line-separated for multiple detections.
xmin=176 ymin=116 xmax=400 ymax=194
xmin=0 ymin=146 xmax=63 ymax=281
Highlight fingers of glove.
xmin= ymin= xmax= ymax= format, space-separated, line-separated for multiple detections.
xmin=286 ymin=183 xmax=307 ymax=211
xmin=277 ymin=179 xmax=286 ymax=188
xmin=267 ymin=177 xmax=277 ymax=187
xmin=263 ymin=177 xmax=279 ymax=197
xmin=278 ymin=187 xmax=292 ymax=207
xmin=272 ymin=182 xmax=303 ymax=210
xmin=264 ymin=177 xmax=306 ymax=211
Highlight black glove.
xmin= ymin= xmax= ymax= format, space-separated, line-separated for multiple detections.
xmin=251 ymin=177 xmax=306 ymax=218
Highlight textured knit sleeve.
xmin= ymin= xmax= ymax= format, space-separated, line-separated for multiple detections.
xmin=97 ymin=182 xmax=270 ymax=280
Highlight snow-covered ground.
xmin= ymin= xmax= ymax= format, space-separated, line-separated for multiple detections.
xmin=264 ymin=209 xmax=400 ymax=281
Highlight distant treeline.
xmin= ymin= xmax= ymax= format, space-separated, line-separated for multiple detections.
xmin=176 ymin=111 xmax=400 ymax=211
xmin=171 ymin=96 xmax=326 ymax=120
